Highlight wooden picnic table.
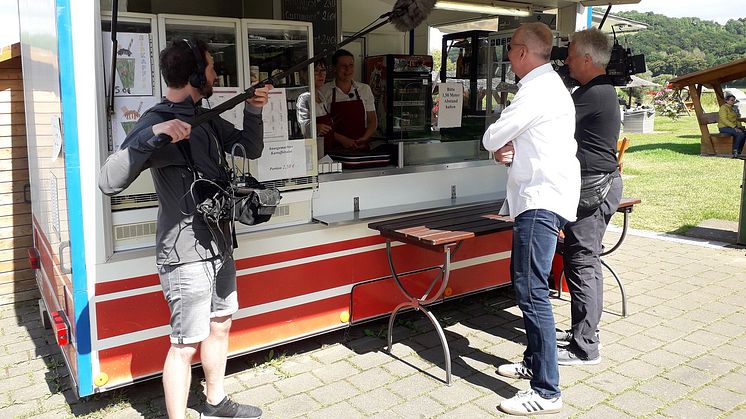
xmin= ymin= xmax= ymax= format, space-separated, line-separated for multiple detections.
xmin=368 ymin=197 xmax=641 ymax=384
xmin=368 ymin=201 xmax=513 ymax=385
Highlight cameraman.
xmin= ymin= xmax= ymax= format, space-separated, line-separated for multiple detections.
xmin=99 ymin=39 xmax=271 ymax=419
xmin=556 ymin=28 xmax=623 ymax=366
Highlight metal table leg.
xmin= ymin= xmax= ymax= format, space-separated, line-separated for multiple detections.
xmin=384 ymin=239 xmax=459 ymax=386
xmin=600 ymin=208 xmax=631 ymax=316
xmin=600 ymin=258 xmax=627 ymax=317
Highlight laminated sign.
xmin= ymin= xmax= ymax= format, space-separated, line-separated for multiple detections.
xmin=437 ymin=82 xmax=463 ymax=128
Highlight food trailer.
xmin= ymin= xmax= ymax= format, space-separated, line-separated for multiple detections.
xmin=17 ymin=0 xmax=603 ymax=397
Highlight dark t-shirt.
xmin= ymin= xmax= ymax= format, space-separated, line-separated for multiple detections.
xmin=572 ymin=75 xmax=621 ymax=174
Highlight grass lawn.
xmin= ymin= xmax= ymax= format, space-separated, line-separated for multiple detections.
xmin=614 ymin=114 xmax=743 ymax=234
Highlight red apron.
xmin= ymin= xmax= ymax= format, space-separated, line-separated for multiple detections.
xmin=325 ymin=87 xmax=367 ymax=152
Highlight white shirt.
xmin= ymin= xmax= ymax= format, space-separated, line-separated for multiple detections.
xmin=296 ymin=90 xmax=329 ymax=138
xmin=482 ymin=63 xmax=580 ymax=222
xmin=319 ymin=80 xmax=376 ymax=127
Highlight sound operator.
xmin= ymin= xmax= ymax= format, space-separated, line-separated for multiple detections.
xmin=98 ymin=38 xmax=271 ymax=419
xmin=319 ymin=49 xmax=378 ymax=151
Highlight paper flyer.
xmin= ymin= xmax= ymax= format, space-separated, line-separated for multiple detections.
xmin=262 ymin=88 xmax=289 ymax=142
xmin=110 ymin=96 xmax=158 ymax=151
xmin=256 ymin=140 xmax=308 ymax=181
xmin=437 ymin=82 xmax=464 ymax=128
xmin=204 ymin=87 xmax=243 ymax=129
xmin=103 ymin=32 xmax=154 ymax=96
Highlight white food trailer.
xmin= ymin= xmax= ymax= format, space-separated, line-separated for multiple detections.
xmin=17 ymin=0 xmax=609 ymax=397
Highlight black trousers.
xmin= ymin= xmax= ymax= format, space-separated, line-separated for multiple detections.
xmin=562 ymin=171 xmax=623 ymax=359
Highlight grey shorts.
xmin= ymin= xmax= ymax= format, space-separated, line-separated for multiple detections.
xmin=158 ymin=256 xmax=238 ymax=345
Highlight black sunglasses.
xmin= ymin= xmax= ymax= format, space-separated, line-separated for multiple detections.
xmin=507 ymin=43 xmax=526 ymax=52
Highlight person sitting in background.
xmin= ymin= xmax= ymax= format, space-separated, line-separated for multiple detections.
xmin=319 ymin=49 xmax=377 ymax=151
xmin=718 ymin=94 xmax=745 ymax=158
xmin=296 ymin=58 xmax=332 ymax=140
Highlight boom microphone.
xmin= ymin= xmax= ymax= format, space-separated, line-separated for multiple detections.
xmin=390 ymin=0 xmax=437 ymax=32
xmin=191 ymin=0 xmax=439 ymax=127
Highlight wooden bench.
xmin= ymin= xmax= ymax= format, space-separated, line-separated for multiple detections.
xmin=701 ymin=112 xmax=735 ymax=156
xmin=368 ymin=201 xmax=512 ymax=385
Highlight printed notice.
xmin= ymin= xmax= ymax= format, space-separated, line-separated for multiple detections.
xmin=110 ymin=96 xmax=158 ymax=152
xmin=51 ymin=116 xmax=63 ymax=161
xmin=256 ymin=140 xmax=308 ymax=181
xmin=103 ymin=32 xmax=154 ymax=96
xmin=204 ymin=87 xmax=242 ymax=129
xmin=262 ymin=89 xmax=289 ymax=142
xmin=437 ymin=82 xmax=464 ymax=128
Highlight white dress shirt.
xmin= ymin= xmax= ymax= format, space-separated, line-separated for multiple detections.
xmin=482 ymin=63 xmax=580 ymax=222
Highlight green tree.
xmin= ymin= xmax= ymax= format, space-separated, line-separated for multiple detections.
xmin=604 ymin=10 xmax=746 ymax=78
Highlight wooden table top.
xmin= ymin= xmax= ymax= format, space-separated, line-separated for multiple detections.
xmin=369 ymin=198 xmax=640 ymax=249
xmin=368 ymin=201 xmax=513 ymax=249
xmin=617 ymin=197 xmax=641 ymax=211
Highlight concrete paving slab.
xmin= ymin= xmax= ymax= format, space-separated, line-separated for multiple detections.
xmin=0 ymin=230 xmax=744 ymax=418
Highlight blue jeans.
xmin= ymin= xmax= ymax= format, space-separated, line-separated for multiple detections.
xmin=511 ymin=209 xmax=566 ymax=398
xmin=719 ymin=127 xmax=746 ymax=154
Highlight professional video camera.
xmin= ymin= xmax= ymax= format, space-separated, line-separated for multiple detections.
xmin=552 ymin=28 xmax=646 ymax=87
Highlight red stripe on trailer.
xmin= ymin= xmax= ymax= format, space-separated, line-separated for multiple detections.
xmin=234 ymin=234 xmax=386 ymax=270
xmin=228 ymin=295 xmax=349 ymax=351
xmin=98 ymin=335 xmax=171 ymax=387
xmin=96 ymin=291 xmax=170 ymax=339
xmin=97 ymin=295 xmax=351 ymax=388
xmin=95 ymin=233 xmax=513 ymax=341
xmin=96 ymin=274 xmax=160 ymax=296
xmin=235 ymin=243 xmax=443 ymax=308
xmin=93 ymin=236 xmax=385 ymax=296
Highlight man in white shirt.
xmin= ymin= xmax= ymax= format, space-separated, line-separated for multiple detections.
xmin=482 ymin=22 xmax=580 ymax=416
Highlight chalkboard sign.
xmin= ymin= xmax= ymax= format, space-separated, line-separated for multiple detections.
xmin=282 ymin=0 xmax=338 ymax=59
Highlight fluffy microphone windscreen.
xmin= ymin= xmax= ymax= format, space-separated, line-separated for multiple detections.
xmin=390 ymin=0 xmax=437 ymax=32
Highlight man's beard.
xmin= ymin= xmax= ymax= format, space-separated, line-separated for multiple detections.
xmin=200 ymin=83 xmax=213 ymax=99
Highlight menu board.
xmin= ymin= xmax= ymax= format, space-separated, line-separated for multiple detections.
xmin=282 ymin=0 xmax=338 ymax=58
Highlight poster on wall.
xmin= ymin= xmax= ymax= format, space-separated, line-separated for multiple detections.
xmin=437 ymin=82 xmax=464 ymax=129
xmin=262 ymin=89 xmax=289 ymax=142
xmin=256 ymin=140 xmax=308 ymax=181
xmin=110 ymin=96 xmax=158 ymax=151
xmin=204 ymin=87 xmax=242 ymax=129
xmin=103 ymin=32 xmax=154 ymax=96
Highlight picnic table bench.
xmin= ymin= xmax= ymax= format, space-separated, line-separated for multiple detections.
xmin=368 ymin=197 xmax=640 ymax=385
xmin=368 ymin=201 xmax=512 ymax=385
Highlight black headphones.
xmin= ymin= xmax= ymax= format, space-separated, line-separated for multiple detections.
xmin=182 ymin=39 xmax=206 ymax=89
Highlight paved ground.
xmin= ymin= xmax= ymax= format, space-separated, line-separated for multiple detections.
xmin=1 ymin=229 xmax=745 ymax=418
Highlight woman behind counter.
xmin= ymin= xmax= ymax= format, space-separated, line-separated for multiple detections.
xmin=296 ymin=58 xmax=332 ymax=140
xmin=718 ymin=93 xmax=746 ymax=158
xmin=318 ymin=49 xmax=378 ymax=151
